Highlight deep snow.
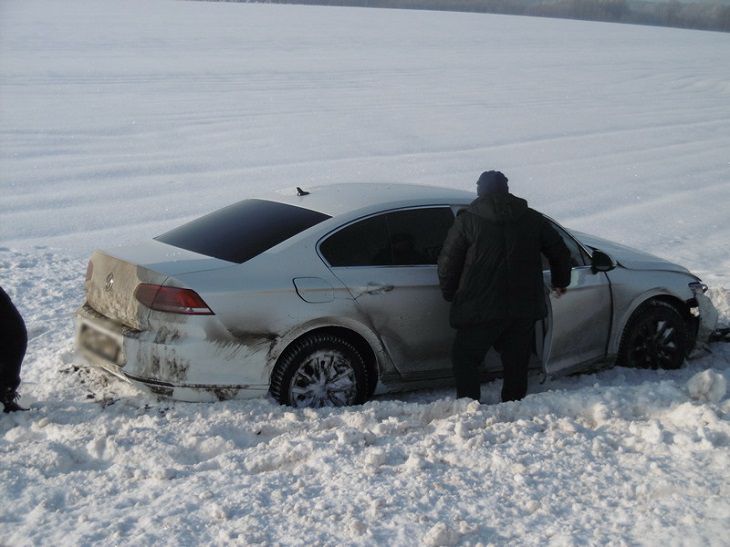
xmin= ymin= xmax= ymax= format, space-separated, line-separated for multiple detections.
xmin=1 ymin=1 xmax=729 ymax=545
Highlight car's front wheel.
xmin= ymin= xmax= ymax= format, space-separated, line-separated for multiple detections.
xmin=270 ymin=334 xmax=369 ymax=408
xmin=617 ymin=300 xmax=688 ymax=370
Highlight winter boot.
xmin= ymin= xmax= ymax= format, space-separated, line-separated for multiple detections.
xmin=1 ymin=387 xmax=27 ymax=413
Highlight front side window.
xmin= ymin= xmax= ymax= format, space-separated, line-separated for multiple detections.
xmin=320 ymin=207 xmax=455 ymax=267
xmin=156 ymin=199 xmax=331 ymax=264
xmin=542 ymin=220 xmax=589 ymax=269
xmin=384 ymin=208 xmax=455 ymax=265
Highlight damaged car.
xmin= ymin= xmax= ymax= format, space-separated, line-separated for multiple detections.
xmin=75 ymin=183 xmax=718 ymax=406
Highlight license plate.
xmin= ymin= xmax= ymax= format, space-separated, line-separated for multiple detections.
xmin=80 ymin=325 xmax=121 ymax=364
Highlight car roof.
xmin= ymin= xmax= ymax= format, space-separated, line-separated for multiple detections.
xmin=256 ymin=183 xmax=475 ymax=217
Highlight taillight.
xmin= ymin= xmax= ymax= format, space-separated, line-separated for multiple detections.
xmin=134 ymin=284 xmax=214 ymax=315
xmin=85 ymin=261 xmax=94 ymax=282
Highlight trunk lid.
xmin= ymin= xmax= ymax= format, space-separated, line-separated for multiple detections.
xmin=85 ymin=241 xmax=234 ymax=329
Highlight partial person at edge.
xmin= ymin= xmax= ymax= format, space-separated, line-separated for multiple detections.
xmin=1 ymin=286 xmax=28 ymax=412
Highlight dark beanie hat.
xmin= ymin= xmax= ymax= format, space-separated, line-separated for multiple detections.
xmin=476 ymin=170 xmax=509 ymax=196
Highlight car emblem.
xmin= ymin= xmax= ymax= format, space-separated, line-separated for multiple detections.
xmin=104 ymin=273 xmax=115 ymax=293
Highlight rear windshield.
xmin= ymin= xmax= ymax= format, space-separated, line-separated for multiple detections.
xmin=156 ymin=199 xmax=331 ymax=264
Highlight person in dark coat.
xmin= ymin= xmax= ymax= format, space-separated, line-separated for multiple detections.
xmin=0 ymin=286 xmax=27 ymax=412
xmin=437 ymin=171 xmax=571 ymax=402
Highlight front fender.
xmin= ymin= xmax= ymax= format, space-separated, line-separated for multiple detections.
xmin=606 ymin=268 xmax=697 ymax=357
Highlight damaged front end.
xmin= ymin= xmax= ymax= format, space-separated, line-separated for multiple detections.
xmin=687 ymin=281 xmax=719 ymax=356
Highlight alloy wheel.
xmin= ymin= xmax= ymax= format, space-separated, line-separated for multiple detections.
xmin=288 ymin=350 xmax=358 ymax=407
xmin=629 ymin=318 xmax=680 ymax=369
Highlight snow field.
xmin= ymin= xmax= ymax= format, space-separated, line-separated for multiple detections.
xmin=2 ymin=1 xmax=730 ymax=277
xmin=2 ymin=0 xmax=730 ymax=544
xmin=3 ymin=351 xmax=730 ymax=545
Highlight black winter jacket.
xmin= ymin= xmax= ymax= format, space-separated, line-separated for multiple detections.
xmin=437 ymin=193 xmax=571 ymax=329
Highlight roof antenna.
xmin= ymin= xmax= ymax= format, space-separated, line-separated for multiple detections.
xmin=297 ymin=187 xmax=310 ymax=196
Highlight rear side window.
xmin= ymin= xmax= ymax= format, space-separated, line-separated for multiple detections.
xmin=156 ymin=199 xmax=331 ymax=264
xmin=320 ymin=207 xmax=455 ymax=267
xmin=319 ymin=215 xmax=390 ymax=267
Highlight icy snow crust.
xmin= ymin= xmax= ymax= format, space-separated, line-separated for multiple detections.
xmin=1 ymin=0 xmax=730 ymax=544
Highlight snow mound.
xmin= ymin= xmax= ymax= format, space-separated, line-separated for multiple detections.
xmin=687 ymin=370 xmax=727 ymax=403
xmin=422 ymin=522 xmax=459 ymax=547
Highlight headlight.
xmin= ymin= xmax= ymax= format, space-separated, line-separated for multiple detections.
xmin=689 ymin=281 xmax=708 ymax=294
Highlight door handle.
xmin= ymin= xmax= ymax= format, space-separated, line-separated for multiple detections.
xmin=365 ymin=282 xmax=394 ymax=295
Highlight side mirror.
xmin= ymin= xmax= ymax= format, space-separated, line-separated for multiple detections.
xmin=592 ymin=250 xmax=616 ymax=273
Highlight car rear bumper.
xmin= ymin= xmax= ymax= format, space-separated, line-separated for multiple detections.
xmin=74 ymin=304 xmax=270 ymax=402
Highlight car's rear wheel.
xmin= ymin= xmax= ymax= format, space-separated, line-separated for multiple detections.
xmin=617 ymin=300 xmax=688 ymax=370
xmin=270 ymin=334 xmax=369 ymax=408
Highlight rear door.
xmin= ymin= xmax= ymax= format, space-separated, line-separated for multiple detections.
xmin=542 ymin=221 xmax=612 ymax=375
xmin=320 ymin=207 xmax=456 ymax=379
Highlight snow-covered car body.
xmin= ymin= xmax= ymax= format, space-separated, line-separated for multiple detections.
xmin=75 ymin=183 xmax=717 ymax=403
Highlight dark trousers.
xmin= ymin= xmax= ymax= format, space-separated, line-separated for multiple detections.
xmin=452 ymin=318 xmax=535 ymax=402
xmin=0 ymin=287 xmax=26 ymax=393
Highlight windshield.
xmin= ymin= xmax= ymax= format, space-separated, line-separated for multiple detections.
xmin=156 ymin=199 xmax=330 ymax=264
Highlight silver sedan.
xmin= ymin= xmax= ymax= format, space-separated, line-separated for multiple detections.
xmin=75 ymin=184 xmax=718 ymax=406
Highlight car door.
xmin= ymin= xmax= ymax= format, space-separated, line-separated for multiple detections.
xmin=542 ymin=221 xmax=612 ymax=375
xmin=319 ymin=206 xmax=456 ymax=379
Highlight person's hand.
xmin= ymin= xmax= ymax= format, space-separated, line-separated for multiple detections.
xmin=552 ymin=286 xmax=567 ymax=298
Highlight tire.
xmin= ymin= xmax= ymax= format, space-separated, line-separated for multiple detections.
xmin=617 ymin=300 xmax=688 ymax=370
xmin=270 ymin=334 xmax=369 ymax=408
